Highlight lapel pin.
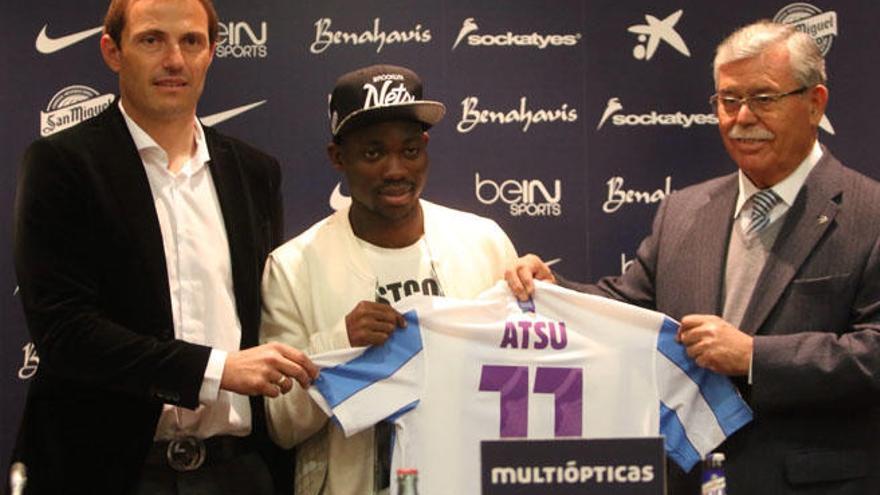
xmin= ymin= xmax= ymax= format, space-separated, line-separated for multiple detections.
xmin=817 ymin=214 xmax=829 ymax=225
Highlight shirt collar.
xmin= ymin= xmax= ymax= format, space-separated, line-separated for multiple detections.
xmin=734 ymin=139 xmax=823 ymax=218
xmin=118 ymin=100 xmax=210 ymax=173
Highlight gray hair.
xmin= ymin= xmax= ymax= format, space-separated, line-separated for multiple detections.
xmin=713 ymin=20 xmax=826 ymax=88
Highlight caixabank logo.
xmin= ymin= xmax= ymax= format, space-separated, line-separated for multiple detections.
xmin=475 ymin=173 xmax=562 ymax=217
xmin=596 ymin=97 xmax=717 ymax=130
xmin=310 ymin=17 xmax=431 ymax=54
xmin=626 ymin=10 xmax=690 ymax=61
xmin=40 ymin=85 xmax=114 ymax=137
xmin=216 ymin=20 xmax=267 ymax=58
xmin=451 ymin=18 xmax=581 ymax=50
xmin=773 ymin=3 xmax=837 ymax=56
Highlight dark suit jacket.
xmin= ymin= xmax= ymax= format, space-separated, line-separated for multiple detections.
xmin=13 ymin=103 xmax=284 ymax=494
xmin=564 ymin=149 xmax=880 ymax=494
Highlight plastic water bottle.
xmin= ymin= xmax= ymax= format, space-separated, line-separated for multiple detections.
xmin=396 ymin=468 xmax=419 ymax=495
xmin=701 ymin=452 xmax=727 ymax=495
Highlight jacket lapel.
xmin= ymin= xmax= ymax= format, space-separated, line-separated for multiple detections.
xmin=203 ymin=127 xmax=259 ymax=346
xmin=88 ymin=103 xmax=173 ymax=333
xmin=739 ymin=151 xmax=841 ymax=333
xmin=689 ymin=177 xmax=738 ymax=315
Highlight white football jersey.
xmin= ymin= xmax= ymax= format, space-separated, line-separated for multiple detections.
xmin=308 ymin=281 xmax=752 ymax=494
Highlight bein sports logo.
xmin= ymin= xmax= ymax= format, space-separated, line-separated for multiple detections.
xmin=774 ymin=3 xmax=838 ymax=56
xmin=452 ymin=18 xmax=580 ymax=50
xmin=217 ymin=20 xmax=268 ymax=58
xmin=627 ymin=10 xmax=690 ymax=61
xmin=310 ymin=17 xmax=431 ymax=54
xmin=475 ymin=173 xmax=561 ymax=217
xmin=40 ymin=85 xmax=114 ymax=137
xmin=596 ymin=97 xmax=717 ymax=130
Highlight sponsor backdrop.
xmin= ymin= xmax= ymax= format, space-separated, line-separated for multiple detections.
xmin=2 ymin=0 xmax=877 ymax=477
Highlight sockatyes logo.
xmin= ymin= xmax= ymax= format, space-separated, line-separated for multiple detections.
xmin=452 ymin=18 xmax=580 ymax=50
xmin=596 ymin=97 xmax=716 ymax=130
xmin=40 ymin=85 xmax=114 ymax=137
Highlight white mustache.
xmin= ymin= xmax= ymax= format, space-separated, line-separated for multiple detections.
xmin=728 ymin=125 xmax=775 ymax=141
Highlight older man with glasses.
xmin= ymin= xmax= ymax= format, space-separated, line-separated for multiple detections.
xmin=506 ymin=20 xmax=880 ymax=495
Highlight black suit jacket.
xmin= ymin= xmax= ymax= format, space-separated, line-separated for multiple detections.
xmin=564 ymin=149 xmax=880 ymax=494
xmin=13 ymin=103 xmax=284 ymax=494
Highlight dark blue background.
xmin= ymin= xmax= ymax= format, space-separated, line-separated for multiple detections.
xmin=2 ymin=0 xmax=875 ymax=478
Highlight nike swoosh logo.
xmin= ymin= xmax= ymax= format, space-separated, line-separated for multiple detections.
xmin=329 ymin=183 xmax=352 ymax=211
xmin=200 ymin=100 xmax=266 ymax=127
xmin=35 ymin=25 xmax=103 ymax=54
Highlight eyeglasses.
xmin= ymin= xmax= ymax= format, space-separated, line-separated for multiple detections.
xmin=709 ymin=86 xmax=809 ymax=115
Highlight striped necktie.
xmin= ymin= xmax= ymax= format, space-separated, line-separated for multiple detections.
xmin=745 ymin=189 xmax=781 ymax=236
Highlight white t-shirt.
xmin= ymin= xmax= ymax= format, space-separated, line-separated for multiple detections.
xmin=308 ymin=281 xmax=753 ymax=494
xmin=357 ymin=236 xmax=442 ymax=304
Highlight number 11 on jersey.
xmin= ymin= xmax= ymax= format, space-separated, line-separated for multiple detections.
xmin=479 ymin=365 xmax=583 ymax=438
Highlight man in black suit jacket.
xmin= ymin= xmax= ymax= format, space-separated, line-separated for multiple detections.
xmin=507 ymin=21 xmax=880 ymax=495
xmin=12 ymin=0 xmax=316 ymax=493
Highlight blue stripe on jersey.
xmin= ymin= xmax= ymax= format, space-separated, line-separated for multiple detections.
xmin=386 ymin=399 xmax=420 ymax=423
xmin=313 ymin=311 xmax=423 ymax=408
xmin=656 ymin=317 xmax=753 ymax=436
xmin=659 ymin=402 xmax=700 ymax=472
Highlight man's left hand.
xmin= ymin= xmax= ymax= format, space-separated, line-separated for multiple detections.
xmin=677 ymin=314 xmax=753 ymax=376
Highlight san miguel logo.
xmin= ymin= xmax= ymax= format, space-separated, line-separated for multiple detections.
xmin=774 ymin=3 xmax=838 ymax=135
xmin=773 ymin=3 xmax=838 ymax=55
xmin=40 ymin=85 xmax=114 ymax=137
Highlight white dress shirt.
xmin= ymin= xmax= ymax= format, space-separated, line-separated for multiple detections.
xmin=119 ymin=102 xmax=250 ymax=440
xmin=733 ymin=139 xmax=824 ymax=228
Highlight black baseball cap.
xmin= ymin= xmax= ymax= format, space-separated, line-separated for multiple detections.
xmin=328 ymin=64 xmax=446 ymax=140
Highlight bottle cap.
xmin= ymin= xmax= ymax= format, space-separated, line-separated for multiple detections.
xmin=397 ymin=468 xmax=418 ymax=476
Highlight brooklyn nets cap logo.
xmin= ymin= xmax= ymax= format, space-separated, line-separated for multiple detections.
xmin=40 ymin=85 xmax=114 ymax=137
xmin=773 ymin=3 xmax=838 ymax=56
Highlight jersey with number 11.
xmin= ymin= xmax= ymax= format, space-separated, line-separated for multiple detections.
xmin=308 ymin=281 xmax=753 ymax=494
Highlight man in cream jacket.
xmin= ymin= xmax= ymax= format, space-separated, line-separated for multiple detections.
xmin=260 ymin=64 xmax=518 ymax=494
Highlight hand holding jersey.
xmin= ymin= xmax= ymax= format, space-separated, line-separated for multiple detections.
xmin=221 ymin=342 xmax=318 ymax=397
xmin=346 ymin=300 xmax=408 ymax=347
xmin=505 ymin=256 xmax=755 ymax=378
xmin=505 ymin=253 xmax=555 ymax=302
xmin=306 ymin=281 xmax=752 ymax=494
xmin=678 ymin=315 xmax=753 ymax=376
